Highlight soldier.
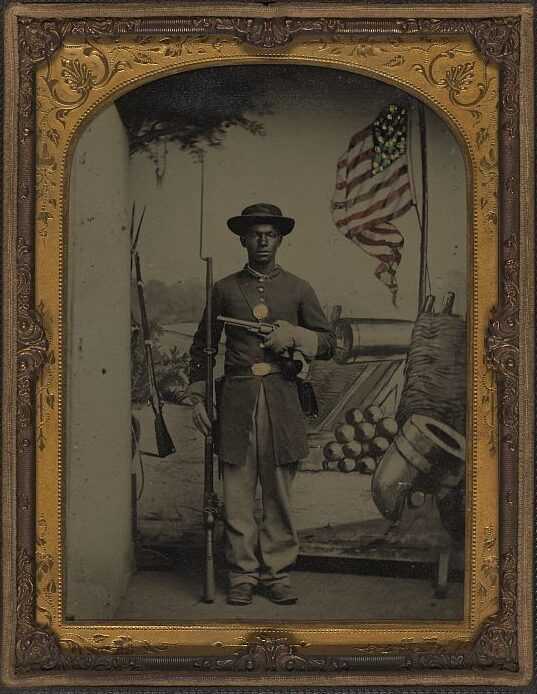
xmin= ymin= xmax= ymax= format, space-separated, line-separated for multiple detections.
xmin=189 ymin=203 xmax=336 ymax=606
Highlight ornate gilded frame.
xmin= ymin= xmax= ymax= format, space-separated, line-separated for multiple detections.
xmin=1 ymin=1 xmax=534 ymax=688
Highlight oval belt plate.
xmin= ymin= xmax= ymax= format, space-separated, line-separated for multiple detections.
xmin=251 ymin=362 xmax=272 ymax=376
xmin=253 ymin=303 xmax=269 ymax=320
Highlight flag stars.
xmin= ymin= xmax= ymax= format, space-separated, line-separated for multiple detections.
xmin=371 ymin=103 xmax=408 ymax=173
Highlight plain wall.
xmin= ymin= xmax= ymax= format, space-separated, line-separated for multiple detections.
xmin=65 ymin=104 xmax=133 ymax=619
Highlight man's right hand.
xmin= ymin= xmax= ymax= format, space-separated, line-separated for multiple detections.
xmin=192 ymin=400 xmax=212 ymax=437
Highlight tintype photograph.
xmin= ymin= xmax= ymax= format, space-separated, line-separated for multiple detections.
xmin=65 ymin=64 xmax=467 ymax=622
xmin=1 ymin=1 xmax=534 ymax=688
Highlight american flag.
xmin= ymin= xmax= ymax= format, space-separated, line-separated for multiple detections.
xmin=331 ymin=103 xmax=415 ymax=304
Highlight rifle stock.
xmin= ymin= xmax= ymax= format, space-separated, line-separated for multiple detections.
xmin=134 ymin=252 xmax=175 ymax=458
xmin=154 ymin=408 xmax=175 ymax=458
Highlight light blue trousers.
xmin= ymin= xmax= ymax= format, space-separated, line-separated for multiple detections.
xmin=222 ymin=382 xmax=299 ymax=588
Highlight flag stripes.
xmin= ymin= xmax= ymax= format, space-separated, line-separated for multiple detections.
xmin=337 ymin=146 xmax=375 ymax=176
xmin=348 ymin=124 xmax=370 ymax=150
xmin=332 ymin=164 xmax=409 ymax=210
xmin=330 ymin=103 xmax=414 ymax=303
xmin=347 ymin=199 xmax=414 ymax=240
xmin=336 ymin=181 xmax=411 ymax=228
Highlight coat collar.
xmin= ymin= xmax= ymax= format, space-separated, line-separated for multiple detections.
xmin=243 ymin=264 xmax=282 ymax=281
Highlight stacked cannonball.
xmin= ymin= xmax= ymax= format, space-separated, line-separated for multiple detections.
xmin=322 ymin=405 xmax=399 ymax=474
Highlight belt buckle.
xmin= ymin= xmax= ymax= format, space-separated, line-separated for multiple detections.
xmin=251 ymin=362 xmax=271 ymax=376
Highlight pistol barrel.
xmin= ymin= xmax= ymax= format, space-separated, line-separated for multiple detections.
xmin=217 ymin=315 xmax=273 ymax=334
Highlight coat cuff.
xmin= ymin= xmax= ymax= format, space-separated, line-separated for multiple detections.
xmin=294 ymin=327 xmax=319 ymax=360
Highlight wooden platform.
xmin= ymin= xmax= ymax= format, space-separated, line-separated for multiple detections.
xmin=298 ymin=501 xmax=460 ymax=599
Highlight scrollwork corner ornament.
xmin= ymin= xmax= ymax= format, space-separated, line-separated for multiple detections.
xmin=470 ymin=550 xmax=518 ymax=670
xmin=406 ymin=551 xmax=517 ymax=672
xmin=16 ymin=549 xmax=61 ymax=671
xmin=17 ymin=16 xmax=142 ymax=128
xmin=408 ymin=17 xmax=520 ymax=137
xmin=18 ymin=17 xmax=144 ymax=64
xmin=470 ymin=18 xmax=520 ymax=139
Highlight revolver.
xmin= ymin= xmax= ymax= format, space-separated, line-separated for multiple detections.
xmin=217 ymin=315 xmax=275 ymax=336
xmin=216 ymin=315 xmax=302 ymax=380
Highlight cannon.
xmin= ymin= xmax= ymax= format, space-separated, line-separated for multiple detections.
xmin=334 ymin=318 xmax=415 ymax=364
xmin=334 ymin=304 xmax=466 ymax=542
xmin=372 ymin=414 xmax=466 ymax=523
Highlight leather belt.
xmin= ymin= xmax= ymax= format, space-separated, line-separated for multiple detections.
xmin=225 ymin=362 xmax=282 ymax=379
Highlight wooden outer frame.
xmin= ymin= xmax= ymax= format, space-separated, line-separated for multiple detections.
xmin=1 ymin=1 xmax=534 ymax=688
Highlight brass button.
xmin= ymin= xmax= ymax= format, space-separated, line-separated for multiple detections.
xmin=257 ymin=286 xmax=265 ymax=293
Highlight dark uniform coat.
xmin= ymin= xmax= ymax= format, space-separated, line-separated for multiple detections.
xmin=190 ymin=266 xmax=336 ymax=465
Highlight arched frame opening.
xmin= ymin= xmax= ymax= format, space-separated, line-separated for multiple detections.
xmin=33 ymin=33 xmax=499 ymax=650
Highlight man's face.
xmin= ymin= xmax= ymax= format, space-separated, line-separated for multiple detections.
xmin=240 ymin=223 xmax=282 ymax=266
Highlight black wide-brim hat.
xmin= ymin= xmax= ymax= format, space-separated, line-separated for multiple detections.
xmin=227 ymin=203 xmax=295 ymax=236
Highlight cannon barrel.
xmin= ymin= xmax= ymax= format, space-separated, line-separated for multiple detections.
xmin=334 ymin=318 xmax=414 ymax=364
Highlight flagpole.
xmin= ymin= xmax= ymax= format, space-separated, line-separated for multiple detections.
xmin=417 ymin=102 xmax=429 ymax=312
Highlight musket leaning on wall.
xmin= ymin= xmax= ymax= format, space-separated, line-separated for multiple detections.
xmin=131 ymin=202 xmax=175 ymax=458
xmin=134 ymin=251 xmax=175 ymax=458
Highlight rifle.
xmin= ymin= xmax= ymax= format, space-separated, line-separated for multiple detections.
xmin=198 ymin=155 xmax=219 ymax=603
xmin=134 ymin=252 xmax=175 ymax=458
xmin=200 ymin=258 xmax=219 ymax=602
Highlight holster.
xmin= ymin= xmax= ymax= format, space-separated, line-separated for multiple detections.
xmin=296 ymin=379 xmax=319 ymax=418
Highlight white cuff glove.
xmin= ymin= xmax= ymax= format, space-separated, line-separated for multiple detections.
xmin=263 ymin=320 xmax=318 ymax=359
xmin=293 ymin=326 xmax=319 ymax=360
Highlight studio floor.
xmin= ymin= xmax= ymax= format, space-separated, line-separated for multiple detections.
xmin=114 ymin=553 xmax=464 ymax=622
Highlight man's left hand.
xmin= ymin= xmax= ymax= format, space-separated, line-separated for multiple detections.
xmin=263 ymin=320 xmax=296 ymax=354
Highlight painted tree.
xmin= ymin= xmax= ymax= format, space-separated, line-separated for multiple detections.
xmin=116 ymin=66 xmax=273 ymax=178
